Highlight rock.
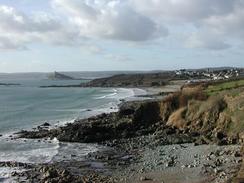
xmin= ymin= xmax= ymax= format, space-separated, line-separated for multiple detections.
xmin=181 ymin=165 xmax=186 ymax=169
xmin=11 ymin=172 xmax=18 ymax=176
xmin=234 ymin=151 xmax=242 ymax=157
xmin=41 ymin=122 xmax=50 ymax=127
xmin=140 ymin=176 xmax=152 ymax=181
xmin=121 ymin=155 xmax=133 ymax=160
xmin=215 ymin=131 xmax=226 ymax=140
xmin=236 ymin=159 xmax=242 ymax=163
xmin=165 ymin=128 xmax=176 ymax=135
xmin=60 ymin=170 xmax=69 ymax=177
xmin=119 ymin=108 xmax=135 ymax=116
xmin=214 ymin=168 xmax=221 ymax=174
xmin=42 ymin=169 xmax=57 ymax=179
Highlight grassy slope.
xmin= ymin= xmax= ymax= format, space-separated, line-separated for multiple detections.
xmin=206 ymin=79 xmax=244 ymax=96
xmin=161 ymin=79 xmax=244 ymax=139
xmin=205 ymin=80 xmax=244 ymax=135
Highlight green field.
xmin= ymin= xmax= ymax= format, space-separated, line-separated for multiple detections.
xmin=206 ymin=79 xmax=244 ymax=95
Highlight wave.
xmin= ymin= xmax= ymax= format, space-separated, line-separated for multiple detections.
xmin=95 ymin=89 xmax=118 ymax=99
xmin=53 ymin=118 xmax=77 ymax=127
xmin=0 ymin=167 xmax=22 ymax=183
xmin=0 ymin=138 xmax=60 ymax=164
xmin=51 ymin=142 xmax=100 ymax=163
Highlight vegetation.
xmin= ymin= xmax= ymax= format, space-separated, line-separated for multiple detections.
xmin=160 ymin=81 xmax=244 ymax=141
xmin=206 ymin=79 xmax=244 ymax=96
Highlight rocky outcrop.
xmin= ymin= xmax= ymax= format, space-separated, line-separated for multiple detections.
xmin=18 ymin=100 xmax=165 ymax=143
xmin=0 ymin=83 xmax=20 ymax=86
xmin=47 ymin=72 xmax=74 ymax=80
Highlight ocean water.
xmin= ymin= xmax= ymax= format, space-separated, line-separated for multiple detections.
xmin=0 ymin=73 xmax=136 ymax=181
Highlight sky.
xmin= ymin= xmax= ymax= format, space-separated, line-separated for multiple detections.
xmin=0 ymin=0 xmax=244 ymax=72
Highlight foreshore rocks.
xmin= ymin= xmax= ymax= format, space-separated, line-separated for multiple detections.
xmin=18 ymin=100 xmax=191 ymax=144
xmin=0 ymin=161 xmax=33 ymax=169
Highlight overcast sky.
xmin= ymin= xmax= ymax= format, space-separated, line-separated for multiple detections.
xmin=0 ymin=0 xmax=244 ymax=72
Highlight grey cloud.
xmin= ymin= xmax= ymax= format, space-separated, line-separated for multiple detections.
xmin=102 ymin=6 xmax=162 ymax=41
xmin=0 ymin=6 xmax=62 ymax=33
xmin=130 ymin=0 xmax=244 ymax=49
xmin=0 ymin=5 xmax=81 ymax=50
xmin=53 ymin=0 xmax=168 ymax=41
xmin=186 ymin=32 xmax=231 ymax=50
xmin=130 ymin=0 xmax=238 ymax=22
xmin=1 ymin=0 xmax=244 ymax=51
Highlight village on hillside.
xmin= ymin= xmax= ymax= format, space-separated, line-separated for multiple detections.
xmin=175 ymin=68 xmax=244 ymax=82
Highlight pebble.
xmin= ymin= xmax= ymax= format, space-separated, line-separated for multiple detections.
xmin=187 ymin=164 xmax=194 ymax=168
xmin=140 ymin=176 xmax=152 ymax=181
xmin=214 ymin=168 xmax=221 ymax=174
xmin=181 ymin=165 xmax=186 ymax=169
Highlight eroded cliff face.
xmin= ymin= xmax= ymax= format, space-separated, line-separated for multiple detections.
xmin=158 ymin=85 xmax=244 ymax=145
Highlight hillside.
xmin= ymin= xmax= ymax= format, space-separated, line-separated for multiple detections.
xmin=81 ymin=72 xmax=186 ymax=87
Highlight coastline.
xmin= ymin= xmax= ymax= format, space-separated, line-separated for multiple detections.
xmin=2 ymin=83 xmax=243 ymax=183
xmin=0 ymin=87 xmax=147 ymax=182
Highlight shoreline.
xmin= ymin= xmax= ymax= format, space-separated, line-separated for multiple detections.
xmin=2 ymin=83 xmax=243 ymax=183
xmin=0 ymin=87 xmax=139 ymax=136
xmin=0 ymin=87 xmax=148 ymax=182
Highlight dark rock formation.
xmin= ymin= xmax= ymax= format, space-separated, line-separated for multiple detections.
xmin=41 ymin=122 xmax=50 ymax=127
xmin=0 ymin=83 xmax=20 ymax=86
xmin=18 ymin=98 xmax=197 ymax=147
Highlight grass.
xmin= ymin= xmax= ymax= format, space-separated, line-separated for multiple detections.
xmin=206 ymin=79 xmax=244 ymax=96
xmin=164 ymin=80 xmax=244 ymax=137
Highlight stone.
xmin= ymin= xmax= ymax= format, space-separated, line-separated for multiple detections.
xmin=140 ymin=176 xmax=152 ymax=181
xmin=234 ymin=151 xmax=242 ymax=157
xmin=41 ymin=122 xmax=50 ymax=127
xmin=214 ymin=168 xmax=221 ymax=174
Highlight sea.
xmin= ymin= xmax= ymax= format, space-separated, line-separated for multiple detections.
xmin=0 ymin=72 xmax=146 ymax=182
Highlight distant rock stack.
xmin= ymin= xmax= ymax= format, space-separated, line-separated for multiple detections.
xmin=48 ymin=72 xmax=74 ymax=80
